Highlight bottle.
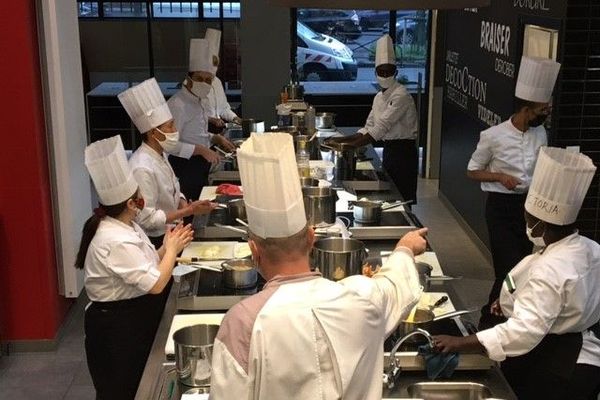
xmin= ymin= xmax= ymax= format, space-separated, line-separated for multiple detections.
xmin=296 ymin=137 xmax=311 ymax=178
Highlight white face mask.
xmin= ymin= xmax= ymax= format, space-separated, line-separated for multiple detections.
xmin=377 ymin=75 xmax=396 ymax=89
xmin=186 ymin=78 xmax=211 ymax=99
xmin=155 ymin=127 xmax=179 ymax=153
xmin=526 ymin=220 xmax=546 ymax=247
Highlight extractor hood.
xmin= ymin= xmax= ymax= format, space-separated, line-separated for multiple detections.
xmin=267 ymin=0 xmax=490 ymax=9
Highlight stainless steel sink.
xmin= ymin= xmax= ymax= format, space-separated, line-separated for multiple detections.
xmin=406 ymin=382 xmax=492 ymax=399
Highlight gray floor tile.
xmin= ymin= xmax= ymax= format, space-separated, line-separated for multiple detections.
xmin=63 ymin=385 xmax=96 ymax=400
xmin=0 ymin=385 xmax=68 ymax=400
xmin=2 ymin=357 xmax=78 ymax=389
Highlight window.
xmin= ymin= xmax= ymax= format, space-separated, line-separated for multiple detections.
xmin=153 ymin=2 xmax=199 ymax=18
xmin=202 ymin=2 xmax=221 ymax=18
xmin=78 ymin=2 xmax=99 ymax=17
xmin=103 ymin=2 xmax=147 ymax=18
xmin=295 ymin=9 xmax=429 ymax=95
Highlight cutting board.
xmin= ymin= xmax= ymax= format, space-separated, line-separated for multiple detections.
xmin=416 ymin=292 xmax=455 ymax=316
xmin=181 ymin=241 xmax=237 ymax=260
xmin=165 ymin=313 xmax=226 ymax=355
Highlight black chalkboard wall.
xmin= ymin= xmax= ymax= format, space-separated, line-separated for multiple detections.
xmin=436 ymin=1 xmax=600 ymax=248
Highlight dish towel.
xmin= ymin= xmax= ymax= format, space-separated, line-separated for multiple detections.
xmin=418 ymin=344 xmax=459 ymax=380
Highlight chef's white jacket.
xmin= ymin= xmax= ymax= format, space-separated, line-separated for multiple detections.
xmin=206 ymin=76 xmax=238 ymax=122
xmin=210 ymin=248 xmax=422 ymax=399
xmin=167 ymin=88 xmax=212 ymax=160
xmin=358 ymin=81 xmax=418 ymax=141
xmin=476 ymin=233 xmax=600 ymax=365
xmin=467 ymin=119 xmax=547 ymax=194
xmin=129 ymin=142 xmax=184 ymax=237
xmin=84 ymin=217 xmax=160 ymax=302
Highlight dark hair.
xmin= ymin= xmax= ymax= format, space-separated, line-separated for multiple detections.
xmin=514 ymin=97 xmax=537 ymax=113
xmin=74 ymin=196 xmax=134 ymax=270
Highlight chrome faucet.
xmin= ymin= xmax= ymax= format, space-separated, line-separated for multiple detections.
xmin=383 ymin=328 xmax=434 ymax=390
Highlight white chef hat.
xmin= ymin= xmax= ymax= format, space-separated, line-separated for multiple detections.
xmin=189 ymin=38 xmax=213 ymax=73
xmin=205 ymin=28 xmax=221 ymax=74
xmin=85 ymin=135 xmax=138 ymax=206
xmin=515 ymin=56 xmax=561 ymax=103
xmin=525 ymin=147 xmax=596 ymax=225
xmin=237 ymin=133 xmax=307 ymax=239
xmin=118 ymin=78 xmax=172 ymax=134
xmin=376 ymin=34 xmax=396 ymax=67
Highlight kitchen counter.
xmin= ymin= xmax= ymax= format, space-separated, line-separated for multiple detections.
xmin=136 ymin=143 xmax=516 ymax=399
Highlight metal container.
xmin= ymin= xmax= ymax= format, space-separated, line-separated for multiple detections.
xmin=226 ymin=198 xmax=246 ymax=224
xmin=270 ymin=125 xmax=299 ymax=136
xmin=221 ymin=258 xmax=258 ymax=288
xmin=173 ymin=324 xmax=220 ymax=387
xmin=283 ymin=82 xmax=304 ymax=100
xmin=302 ymin=186 xmax=336 ymax=226
xmin=315 ymin=112 xmax=336 ymax=129
xmin=241 ymin=119 xmax=265 ymax=137
xmin=351 ymin=200 xmax=382 ymax=224
xmin=300 ymin=177 xmax=319 ymax=187
xmin=311 ymin=237 xmax=367 ymax=281
xmin=291 ymin=112 xmax=307 ymax=134
xmin=416 ymin=261 xmax=459 ymax=291
xmin=322 ymin=142 xmax=357 ymax=181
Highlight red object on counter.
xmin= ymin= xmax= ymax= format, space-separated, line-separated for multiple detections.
xmin=216 ymin=184 xmax=243 ymax=196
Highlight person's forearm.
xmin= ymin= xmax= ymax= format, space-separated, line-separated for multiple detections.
xmin=350 ymin=133 xmax=374 ymax=147
xmin=149 ymin=248 xmax=177 ymax=294
xmin=165 ymin=207 xmax=191 ymax=224
xmin=192 ymin=144 xmax=209 ymax=157
xmin=459 ymin=335 xmax=486 ymax=353
xmin=467 ymin=169 xmax=503 ymax=183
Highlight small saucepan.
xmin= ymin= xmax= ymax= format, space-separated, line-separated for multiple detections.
xmin=221 ymin=258 xmax=258 ymax=289
xmin=397 ymin=308 xmax=478 ymax=338
xmin=349 ymin=200 xmax=411 ymax=224
xmin=416 ymin=261 xmax=461 ymax=291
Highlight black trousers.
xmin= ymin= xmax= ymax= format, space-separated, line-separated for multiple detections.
xmin=382 ymin=139 xmax=418 ymax=205
xmin=85 ymin=295 xmax=161 ymax=400
xmin=479 ymin=192 xmax=532 ymax=329
xmin=169 ymin=154 xmax=211 ymax=201
xmin=567 ymin=363 xmax=600 ymax=400
xmin=501 ymin=332 xmax=583 ymax=400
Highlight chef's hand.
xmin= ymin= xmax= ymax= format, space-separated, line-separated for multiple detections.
xmin=198 ymin=146 xmax=222 ymax=164
xmin=164 ymin=223 xmax=194 ymax=254
xmin=212 ymin=135 xmax=236 ymax=153
xmin=432 ymin=335 xmax=465 ymax=353
xmin=490 ymin=299 xmax=504 ymax=317
xmin=209 ymin=117 xmax=226 ymax=129
xmin=497 ymin=173 xmax=521 ymax=191
xmin=189 ymin=200 xmax=217 ymax=216
xmin=433 ymin=334 xmax=485 ymax=354
xmin=397 ymin=228 xmax=428 ymax=256
xmin=232 ymin=116 xmax=243 ymax=125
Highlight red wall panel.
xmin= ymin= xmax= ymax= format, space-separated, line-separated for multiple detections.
xmin=0 ymin=1 xmax=72 ymax=341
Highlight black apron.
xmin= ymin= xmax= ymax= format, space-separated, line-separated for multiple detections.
xmin=84 ymin=294 xmax=161 ymax=400
xmin=169 ymin=154 xmax=211 ymax=201
xmin=479 ymin=192 xmax=533 ymax=330
xmin=501 ymin=332 xmax=583 ymax=400
xmin=382 ymin=139 xmax=418 ymax=205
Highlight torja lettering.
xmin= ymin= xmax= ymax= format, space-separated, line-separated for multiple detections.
xmin=533 ymin=197 xmax=559 ymax=215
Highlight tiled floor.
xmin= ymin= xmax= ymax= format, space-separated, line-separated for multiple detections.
xmin=0 ymin=178 xmax=494 ymax=399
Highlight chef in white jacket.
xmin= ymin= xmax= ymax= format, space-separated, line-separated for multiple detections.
xmin=210 ymin=132 xmax=426 ymax=399
xmin=75 ymin=135 xmax=193 ymax=400
xmin=204 ymin=28 xmax=242 ymax=134
xmin=120 ymin=78 xmax=216 ymax=248
xmin=435 ymin=147 xmax=600 ymax=400
xmin=167 ymin=38 xmax=235 ymax=200
xmin=467 ymin=56 xmax=560 ymax=329
xmin=326 ymin=35 xmax=419 ymax=203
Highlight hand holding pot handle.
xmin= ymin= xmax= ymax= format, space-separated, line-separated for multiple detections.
xmin=397 ymin=228 xmax=428 ymax=256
